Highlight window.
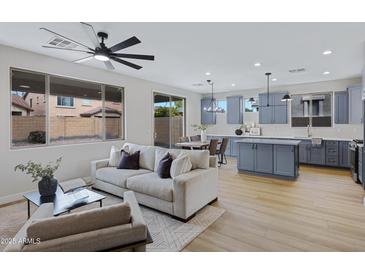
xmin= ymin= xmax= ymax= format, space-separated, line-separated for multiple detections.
xmin=10 ymin=68 xmax=125 ymax=148
xmin=82 ymin=99 xmax=92 ymax=106
xmin=216 ymin=99 xmax=227 ymax=112
xmin=11 ymin=70 xmax=46 ymax=147
xmin=57 ymin=96 xmax=74 ymax=107
xmin=244 ymin=98 xmax=259 ymax=112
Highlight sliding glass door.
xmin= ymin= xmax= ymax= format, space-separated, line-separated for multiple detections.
xmin=154 ymin=93 xmax=185 ymax=148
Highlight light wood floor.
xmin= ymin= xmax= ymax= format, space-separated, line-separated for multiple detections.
xmin=184 ymin=158 xmax=365 ymax=251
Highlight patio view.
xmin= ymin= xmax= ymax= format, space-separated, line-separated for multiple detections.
xmin=11 ymin=69 xmax=124 ymax=147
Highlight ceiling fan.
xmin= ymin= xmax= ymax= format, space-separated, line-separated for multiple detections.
xmin=40 ymin=22 xmax=155 ymax=70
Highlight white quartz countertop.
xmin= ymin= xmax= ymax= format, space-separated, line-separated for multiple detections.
xmin=207 ymin=134 xmax=353 ymax=142
xmin=236 ymin=138 xmax=302 ymax=146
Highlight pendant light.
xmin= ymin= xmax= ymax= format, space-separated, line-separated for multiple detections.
xmin=265 ymin=72 xmax=271 ymax=107
xmin=281 ymin=94 xmax=292 ymax=102
xmin=203 ymin=80 xmax=225 ymax=113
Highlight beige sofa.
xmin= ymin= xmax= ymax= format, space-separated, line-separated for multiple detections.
xmin=4 ymin=191 xmax=148 ymax=252
xmin=91 ymin=143 xmax=218 ymax=221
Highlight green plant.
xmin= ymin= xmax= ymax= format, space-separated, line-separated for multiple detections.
xmin=15 ymin=157 xmax=62 ymax=182
xmin=191 ymin=124 xmax=209 ymax=131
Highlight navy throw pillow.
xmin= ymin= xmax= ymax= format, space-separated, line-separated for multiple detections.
xmin=157 ymin=153 xmax=173 ymax=178
xmin=117 ymin=150 xmax=140 ymax=170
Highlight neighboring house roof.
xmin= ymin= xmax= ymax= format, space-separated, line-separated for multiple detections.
xmin=80 ymin=107 xmax=121 ymax=117
xmin=12 ymin=95 xmax=33 ymax=111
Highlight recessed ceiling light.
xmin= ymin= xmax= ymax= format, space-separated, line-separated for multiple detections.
xmin=231 ymin=83 xmax=236 ymax=87
xmin=205 ymin=72 xmax=211 ymax=76
xmin=271 ymin=78 xmax=277 ymax=82
xmin=323 ymin=71 xmax=330 ymax=75
xmin=322 ymin=50 xmax=333 ymax=55
xmin=254 ymin=62 xmax=261 ymax=67
xmin=19 ymin=85 xmax=30 ymax=89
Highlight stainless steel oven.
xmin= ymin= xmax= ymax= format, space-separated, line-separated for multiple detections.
xmin=349 ymin=139 xmax=363 ymax=183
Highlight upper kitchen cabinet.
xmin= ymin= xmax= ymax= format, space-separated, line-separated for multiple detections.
xmin=334 ymin=91 xmax=349 ymax=124
xmin=201 ymin=98 xmax=216 ymax=124
xmin=258 ymin=92 xmax=288 ymax=124
xmin=348 ymin=85 xmax=363 ymax=124
xmin=291 ymin=93 xmax=332 ymax=127
xmin=226 ymin=96 xmax=243 ymax=124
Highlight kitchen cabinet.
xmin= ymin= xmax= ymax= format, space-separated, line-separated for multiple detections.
xmin=325 ymin=140 xmax=339 ymax=166
xmin=334 ymin=91 xmax=349 ymax=124
xmin=230 ymin=137 xmax=241 ymax=157
xmin=259 ymin=92 xmax=288 ymax=124
xmin=237 ymin=139 xmax=300 ymax=179
xmin=358 ymin=147 xmax=363 ymax=184
xmin=201 ymin=98 xmax=216 ymax=124
xmin=254 ymin=144 xmax=274 ymax=173
xmin=299 ymin=140 xmax=311 ymax=163
xmin=227 ymin=96 xmax=243 ymax=124
xmin=308 ymin=144 xmax=326 ymax=165
xmin=339 ymin=141 xmax=350 ymax=168
xmin=348 ymin=85 xmax=363 ymax=124
xmin=274 ymin=145 xmax=297 ymax=177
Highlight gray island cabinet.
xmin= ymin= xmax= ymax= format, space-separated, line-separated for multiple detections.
xmin=236 ymin=139 xmax=301 ymax=180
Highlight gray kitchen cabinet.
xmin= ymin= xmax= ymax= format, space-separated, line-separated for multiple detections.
xmin=358 ymin=148 xmax=363 ymax=184
xmin=227 ymin=96 xmax=243 ymax=124
xmin=325 ymin=140 xmax=339 ymax=166
xmin=348 ymin=85 xmax=363 ymax=124
xmin=254 ymin=144 xmax=273 ymax=174
xmin=299 ymin=140 xmax=311 ymax=163
xmin=274 ymin=145 xmax=296 ymax=177
xmin=258 ymin=92 xmax=288 ymax=124
xmin=230 ymin=137 xmax=240 ymax=157
xmin=308 ymin=144 xmax=326 ymax=165
xmin=339 ymin=141 xmax=351 ymax=168
xmin=201 ymin=98 xmax=216 ymax=124
xmin=238 ymin=143 xmax=255 ymax=171
xmin=334 ymin=91 xmax=349 ymax=124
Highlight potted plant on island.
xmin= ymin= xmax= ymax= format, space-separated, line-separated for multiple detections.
xmin=15 ymin=157 xmax=62 ymax=197
xmin=191 ymin=124 xmax=209 ymax=141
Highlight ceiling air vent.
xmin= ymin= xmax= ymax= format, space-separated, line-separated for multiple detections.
xmin=192 ymin=83 xmax=204 ymax=87
xmin=47 ymin=36 xmax=78 ymax=49
xmin=288 ymin=68 xmax=306 ymax=73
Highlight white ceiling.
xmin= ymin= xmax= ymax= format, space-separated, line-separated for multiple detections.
xmin=0 ymin=22 xmax=364 ymax=93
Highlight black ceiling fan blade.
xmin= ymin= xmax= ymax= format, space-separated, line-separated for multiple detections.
xmin=80 ymin=22 xmax=101 ymax=48
xmin=42 ymin=45 xmax=94 ymax=54
xmin=111 ymin=57 xmax=142 ymax=70
xmin=111 ymin=53 xmax=155 ymax=61
xmin=104 ymin=61 xmax=115 ymax=70
xmin=109 ymin=36 xmax=141 ymax=52
xmin=40 ymin=27 xmax=94 ymax=51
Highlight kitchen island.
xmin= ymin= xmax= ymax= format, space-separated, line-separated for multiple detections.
xmin=236 ymin=138 xmax=301 ymax=180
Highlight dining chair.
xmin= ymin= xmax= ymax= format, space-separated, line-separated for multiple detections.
xmin=208 ymin=139 xmax=219 ymax=156
xmin=190 ymin=135 xmax=201 ymax=141
xmin=178 ymin=136 xmax=190 ymax=150
xmin=216 ymin=137 xmax=229 ymax=167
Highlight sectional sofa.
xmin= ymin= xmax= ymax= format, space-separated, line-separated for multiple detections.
xmin=91 ymin=143 xmax=219 ymax=221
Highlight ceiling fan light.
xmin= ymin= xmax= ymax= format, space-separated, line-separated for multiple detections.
xmin=94 ymin=53 xmax=110 ymax=62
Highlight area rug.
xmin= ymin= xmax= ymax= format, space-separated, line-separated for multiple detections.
xmin=0 ymin=191 xmax=224 ymax=252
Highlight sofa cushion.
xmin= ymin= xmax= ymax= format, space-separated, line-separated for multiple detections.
xmin=123 ymin=143 xmax=155 ymax=171
xmin=157 ymin=153 xmax=173 ymax=178
xmin=27 ymin=202 xmax=131 ymax=242
xmin=117 ymin=150 xmax=140 ymax=170
xmin=96 ymin=167 xmax=151 ymax=188
xmin=154 ymin=147 xmax=181 ymax=172
xmin=170 ymin=153 xmax=192 ymax=178
xmin=108 ymin=145 xmax=122 ymax=167
xmin=126 ymin=172 xmax=173 ymax=202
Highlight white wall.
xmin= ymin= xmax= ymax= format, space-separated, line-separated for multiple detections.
xmin=206 ymin=78 xmax=363 ymax=139
xmin=0 ymin=45 xmax=201 ymax=202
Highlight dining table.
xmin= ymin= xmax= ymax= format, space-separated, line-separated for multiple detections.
xmin=175 ymin=140 xmax=221 ymax=150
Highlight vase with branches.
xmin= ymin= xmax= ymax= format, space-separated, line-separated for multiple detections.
xmin=15 ymin=157 xmax=62 ymax=197
xmin=191 ymin=124 xmax=209 ymax=141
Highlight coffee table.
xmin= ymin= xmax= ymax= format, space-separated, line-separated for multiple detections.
xmin=23 ymin=185 xmax=106 ymax=219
